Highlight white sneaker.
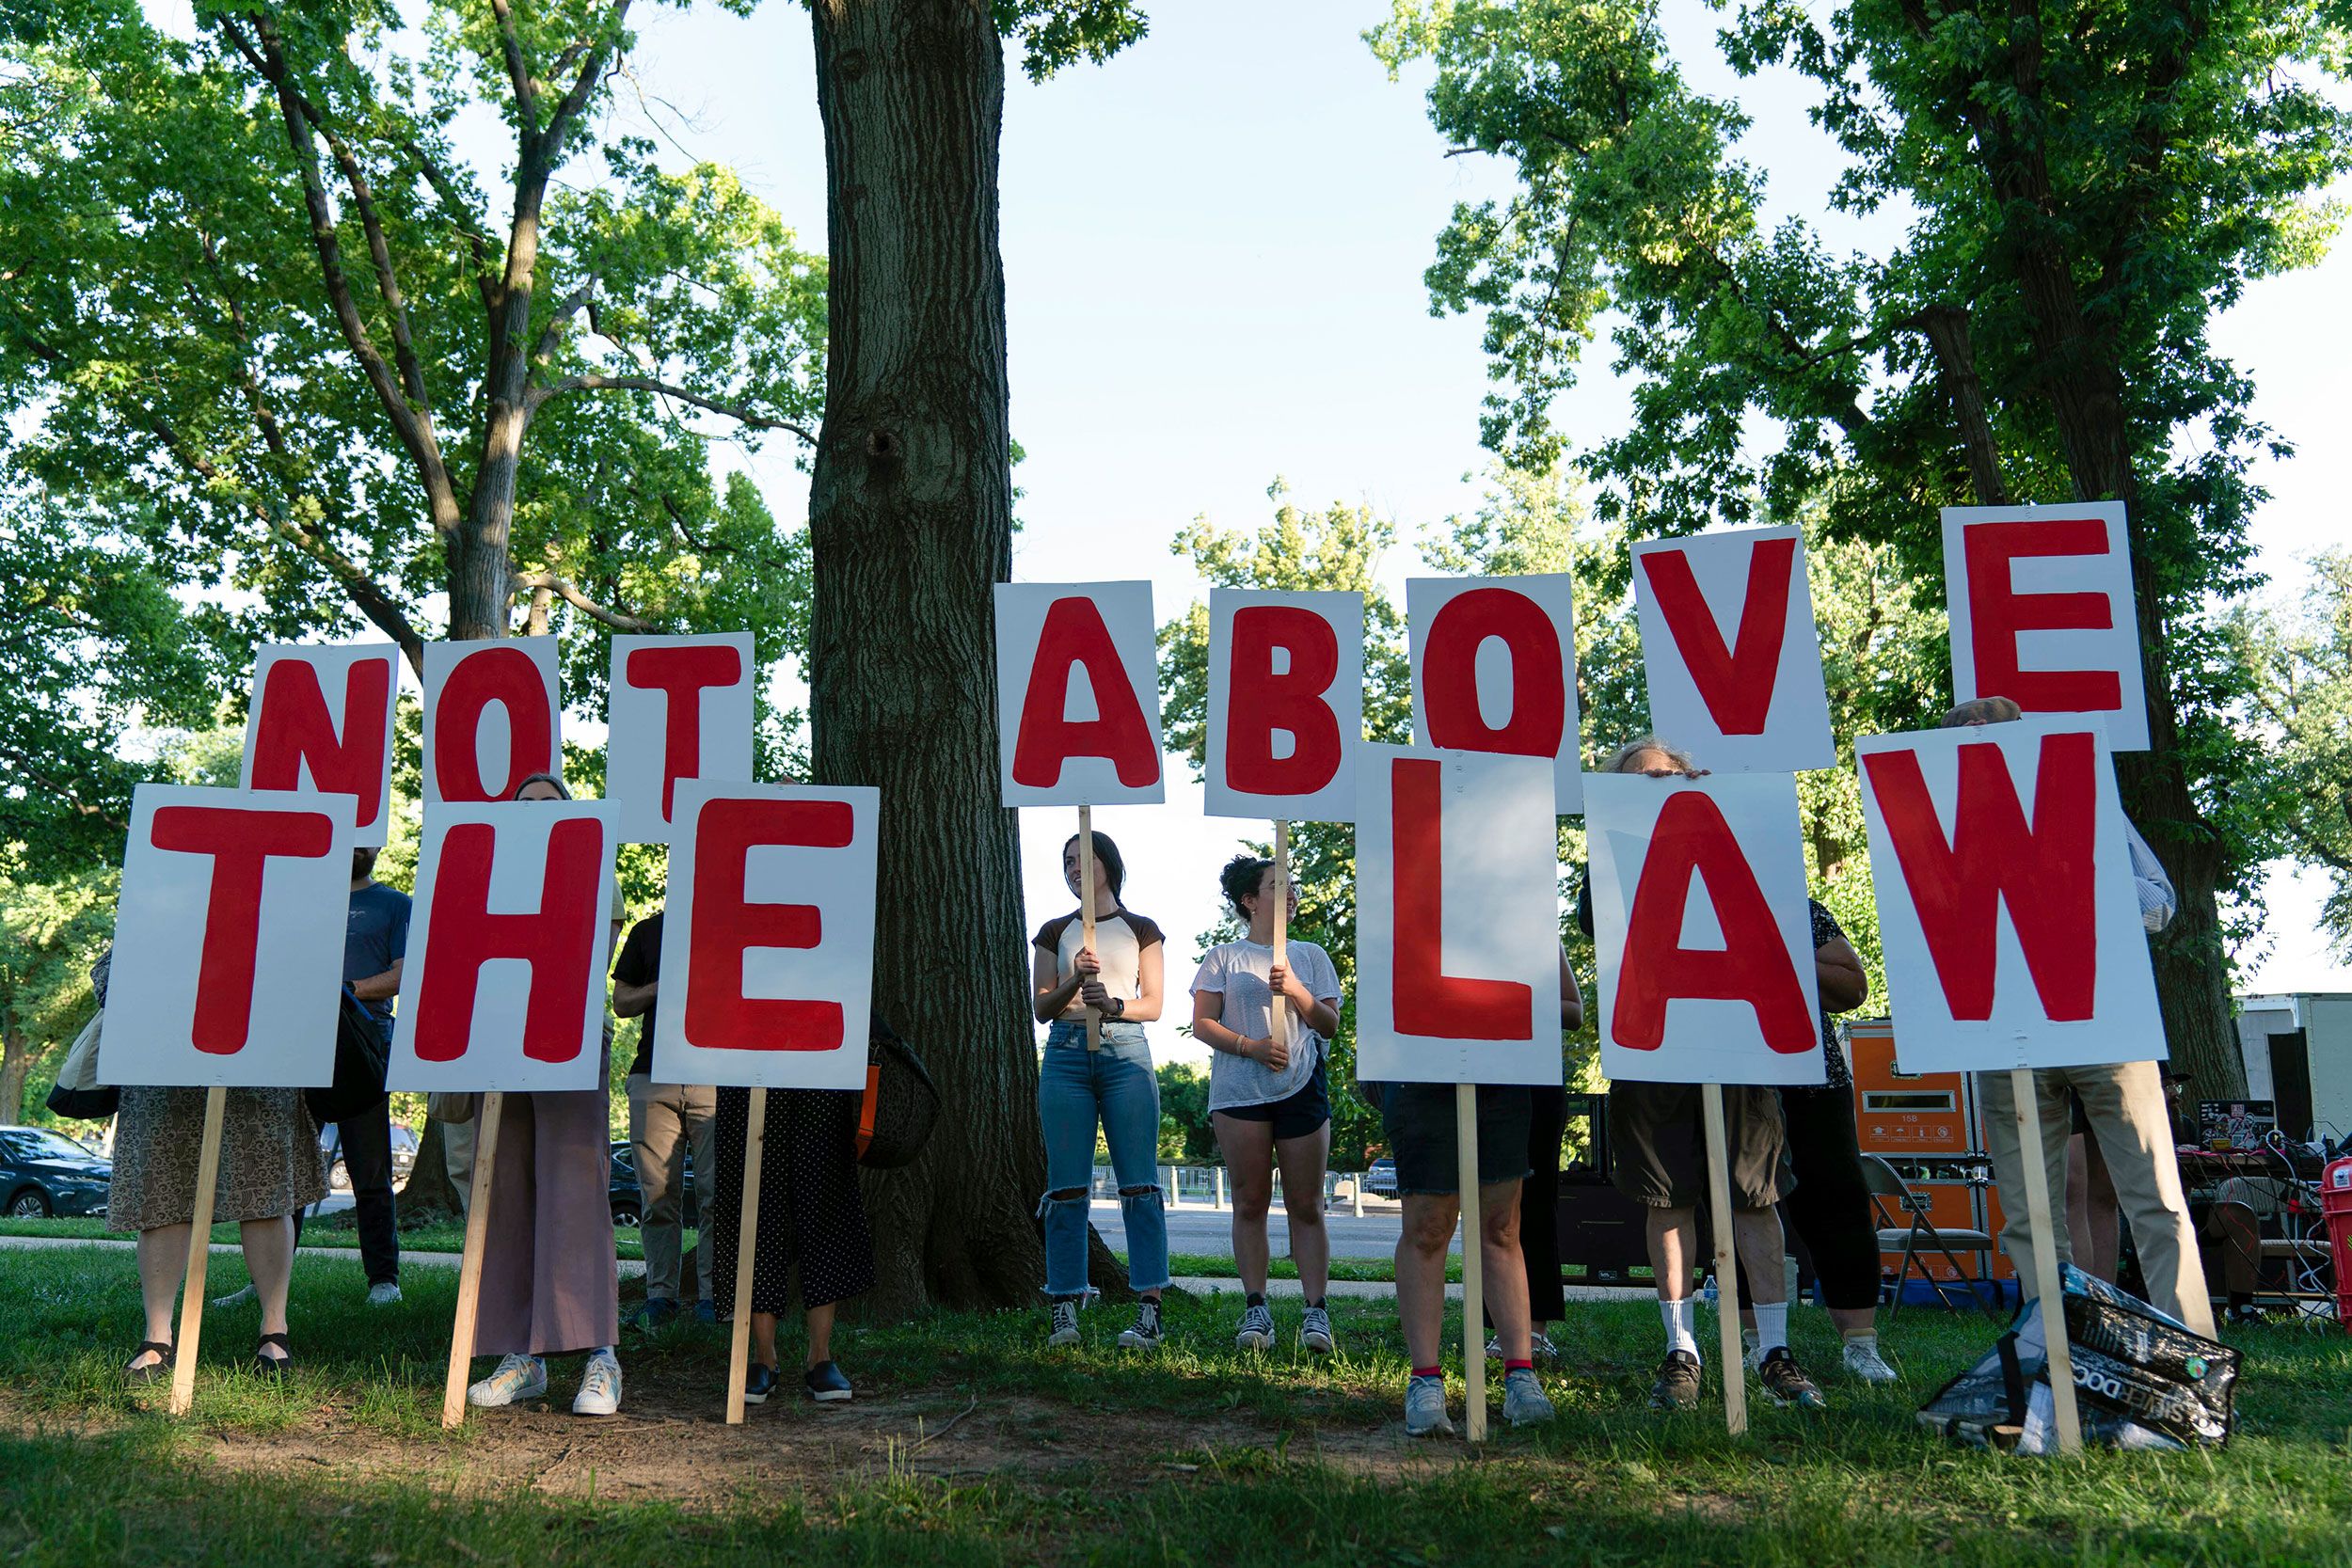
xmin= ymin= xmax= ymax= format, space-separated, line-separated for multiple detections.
xmin=1234 ymin=1302 xmax=1275 ymax=1352
xmin=1046 ymin=1300 xmax=1081 ymax=1347
xmin=211 ymin=1282 xmax=258 ymax=1309
xmin=1841 ymin=1338 xmax=1898 ymax=1384
xmin=366 ymin=1282 xmax=402 ymax=1307
xmin=572 ymin=1350 xmax=623 ymax=1417
xmin=467 ymin=1354 xmax=548 ymax=1408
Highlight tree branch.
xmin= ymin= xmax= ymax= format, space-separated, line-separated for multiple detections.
xmin=543 ymin=1 xmax=634 ymax=154
xmin=532 ymin=278 xmax=598 ymax=370
xmin=526 ymin=372 xmax=816 ymax=442
xmin=514 ymin=570 xmax=659 ymax=632
xmin=488 ymin=0 xmax=542 ymax=150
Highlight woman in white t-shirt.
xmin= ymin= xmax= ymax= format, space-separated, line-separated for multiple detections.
xmin=1190 ymin=854 xmax=1344 ymax=1356
xmin=1031 ymin=831 xmax=1169 ymax=1352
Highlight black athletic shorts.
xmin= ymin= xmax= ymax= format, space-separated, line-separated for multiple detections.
xmin=1381 ymin=1082 xmax=1534 ymax=1196
xmin=1607 ymin=1080 xmax=1794 ymax=1210
xmin=1216 ymin=1060 xmax=1331 ymax=1141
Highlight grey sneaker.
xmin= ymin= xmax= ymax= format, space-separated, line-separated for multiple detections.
xmin=467 ymin=1354 xmax=548 ymax=1408
xmin=366 ymin=1281 xmax=402 ymax=1307
xmin=1841 ymin=1339 xmax=1898 ymax=1384
xmin=1117 ymin=1299 xmax=1164 ymax=1350
xmin=1234 ymin=1302 xmax=1275 ymax=1352
xmin=1046 ymin=1299 xmax=1081 ymax=1347
xmin=1649 ymin=1349 xmax=1702 ymax=1410
xmin=1502 ymin=1366 xmax=1555 ymax=1427
xmin=1755 ymin=1346 xmax=1826 ymax=1409
xmin=1300 ymin=1305 xmax=1334 ymax=1354
xmin=1486 ymin=1330 xmax=1559 ymax=1361
xmin=1405 ymin=1372 xmax=1454 ymax=1437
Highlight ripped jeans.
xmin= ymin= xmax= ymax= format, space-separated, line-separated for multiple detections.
xmin=1038 ymin=1021 xmax=1170 ymax=1298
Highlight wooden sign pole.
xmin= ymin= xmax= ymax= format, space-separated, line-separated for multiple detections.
xmin=167 ymin=1085 xmax=227 ymax=1416
xmin=1078 ymin=805 xmax=1101 ymax=1052
xmin=1699 ymin=1083 xmax=1747 ymax=1437
xmin=724 ymin=1085 xmax=771 ymax=1424
xmin=1455 ymin=1084 xmax=1486 ymax=1443
xmin=1269 ymin=821 xmax=1292 ymax=1051
xmin=440 ymin=1090 xmax=505 ymax=1429
xmin=2010 ymin=1067 xmax=2083 ymax=1454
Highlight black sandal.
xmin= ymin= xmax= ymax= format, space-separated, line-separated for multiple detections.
xmin=253 ymin=1331 xmax=292 ymax=1379
xmin=125 ymin=1340 xmax=174 ymax=1386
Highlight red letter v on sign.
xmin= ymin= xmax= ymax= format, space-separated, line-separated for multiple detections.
xmin=1640 ymin=537 xmax=1797 ymax=736
xmin=1862 ymin=733 xmax=2101 ymax=1022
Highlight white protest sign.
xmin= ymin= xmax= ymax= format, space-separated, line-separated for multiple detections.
xmin=1854 ymin=714 xmax=2162 ymax=1072
xmin=992 ymin=581 xmax=1166 ymax=806
xmin=1205 ymin=588 xmax=1362 ymax=822
xmin=1585 ymin=770 xmax=1825 ymax=1086
xmin=102 ymin=784 xmax=356 ymax=1087
xmin=240 ymin=643 xmax=402 ymax=847
xmin=1631 ymin=526 xmax=1836 ymax=774
xmin=1943 ymin=501 xmax=2149 ymax=752
xmin=388 ymin=800 xmax=617 ymax=1092
xmin=607 ymin=631 xmax=757 ymax=844
xmin=1406 ymin=573 xmax=1585 ymax=813
xmin=649 ymin=780 xmax=880 ymax=1092
xmin=1354 ymin=745 xmax=1563 ymax=1085
xmin=421 ymin=636 xmax=563 ymax=807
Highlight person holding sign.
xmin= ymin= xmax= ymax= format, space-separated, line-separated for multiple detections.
xmin=103 ymin=949 xmax=331 ymax=1382
xmin=1032 ymin=830 xmax=1171 ymax=1350
xmin=612 ymin=909 xmax=720 ymax=1328
xmin=1192 ymin=853 xmax=1346 ymax=1355
xmin=461 ymin=772 xmax=633 ymax=1417
xmin=1579 ymin=737 xmax=1826 ymax=1413
xmin=1940 ymin=697 xmax=2217 ymax=1337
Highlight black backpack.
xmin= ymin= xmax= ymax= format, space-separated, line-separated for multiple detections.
xmin=853 ymin=1014 xmax=939 ymax=1169
xmin=306 ymin=988 xmax=391 ymax=1124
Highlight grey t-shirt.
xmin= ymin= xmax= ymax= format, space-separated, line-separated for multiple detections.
xmin=1192 ymin=939 xmax=1343 ymax=1112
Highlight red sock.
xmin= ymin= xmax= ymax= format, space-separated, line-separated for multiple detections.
xmin=1412 ymin=1365 xmax=1441 ymax=1380
xmin=1505 ymin=1359 xmax=1534 ymax=1373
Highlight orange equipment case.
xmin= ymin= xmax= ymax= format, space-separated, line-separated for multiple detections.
xmin=1848 ymin=1019 xmax=1976 ymax=1157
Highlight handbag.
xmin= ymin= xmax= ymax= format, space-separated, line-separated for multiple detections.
xmin=305 ymin=988 xmax=391 ymax=1123
xmin=45 ymin=1010 xmax=119 ymax=1121
xmin=854 ymin=1014 xmax=939 ymax=1169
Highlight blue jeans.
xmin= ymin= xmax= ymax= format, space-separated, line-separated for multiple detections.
xmin=1038 ymin=1021 xmax=1169 ymax=1297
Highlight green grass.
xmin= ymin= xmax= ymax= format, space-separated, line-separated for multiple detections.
xmin=0 ymin=1243 xmax=2347 ymax=1565
xmin=0 ymin=1212 xmax=683 ymax=1261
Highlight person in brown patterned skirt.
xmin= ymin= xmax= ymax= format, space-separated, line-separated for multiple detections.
xmin=101 ymin=948 xmax=330 ymax=1384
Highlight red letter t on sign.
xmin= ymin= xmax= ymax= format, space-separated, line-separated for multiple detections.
xmin=151 ymin=805 xmax=337 ymax=1055
xmin=625 ymin=643 xmax=743 ymax=823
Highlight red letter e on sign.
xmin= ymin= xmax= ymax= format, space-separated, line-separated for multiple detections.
xmin=1942 ymin=502 xmax=2147 ymax=751
xmin=686 ymin=798 xmax=855 ymax=1052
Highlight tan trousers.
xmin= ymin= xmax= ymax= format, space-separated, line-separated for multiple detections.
xmin=1977 ymin=1060 xmax=2216 ymax=1338
xmin=627 ymin=1075 xmax=718 ymax=1305
xmin=442 ymin=1113 xmax=475 ymax=1218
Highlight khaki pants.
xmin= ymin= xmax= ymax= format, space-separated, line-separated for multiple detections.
xmin=1977 ymin=1060 xmax=2216 ymax=1338
xmin=442 ymin=1113 xmax=476 ymax=1218
xmin=628 ymin=1075 xmax=718 ymax=1305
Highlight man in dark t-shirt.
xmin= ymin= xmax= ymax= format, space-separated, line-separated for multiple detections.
xmin=613 ymin=911 xmax=718 ymax=1323
xmin=338 ymin=847 xmax=408 ymax=1301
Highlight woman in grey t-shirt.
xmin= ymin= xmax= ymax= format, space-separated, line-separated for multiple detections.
xmin=1190 ymin=854 xmax=1343 ymax=1357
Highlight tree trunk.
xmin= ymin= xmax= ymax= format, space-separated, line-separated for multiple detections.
xmin=1 ymin=1026 xmax=31 ymax=1124
xmin=805 ymin=0 xmax=1050 ymax=1314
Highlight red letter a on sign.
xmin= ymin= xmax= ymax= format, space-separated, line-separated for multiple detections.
xmin=1609 ymin=791 xmax=1816 ymax=1054
xmin=151 ymin=805 xmax=338 ymax=1054
xmin=1861 ymin=733 xmax=2100 ymax=1022
xmin=685 ymin=798 xmax=854 ymax=1052
xmin=250 ymin=657 xmax=392 ymax=832
xmin=1391 ymin=757 xmax=1532 ymax=1038
xmin=1011 ymin=597 xmax=1159 ymax=789
xmin=412 ymin=819 xmax=604 ymax=1063
xmin=1639 ymin=537 xmax=1797 ymax=736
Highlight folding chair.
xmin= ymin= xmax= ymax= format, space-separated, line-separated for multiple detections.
xmin=1860 ymin=1154 xmax=2004 ymax=1322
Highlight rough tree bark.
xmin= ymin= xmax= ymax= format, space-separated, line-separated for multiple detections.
xmin=805 ymin=0 xmax=1051 ymax=1314
xmin=1 ymin=1027 xmax=32 ymax=1125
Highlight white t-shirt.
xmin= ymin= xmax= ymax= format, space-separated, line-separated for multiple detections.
xmin=1033 ymin=909 xmax=1166 ymax=1022
xmin=1191 ymin=939 xmax=1342 ymax=1112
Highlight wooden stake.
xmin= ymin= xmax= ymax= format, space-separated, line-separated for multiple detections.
xmin=1078 ymin=805 xmax=1101 ymax=1053
xmin=1700 ymin=1083 xmax=1747 ymax=1437
xmin=440 ymin=1090 xmax=504 ymax=1430
xmin=2011 ymin=1067 xmax=2083 ymax=1455
xmin=724 ymin=1085 xmax=771 ymax=1424
xmin=1455 ymin=1083 xmax=1486 ymax=1443
xmin=167 ymin=1085 xmax=227 ymax=1417
xmin=1269 ymin=821 xmax=1292 ymax=1053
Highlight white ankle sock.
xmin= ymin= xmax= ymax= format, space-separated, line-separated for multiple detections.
xmin=1661 ymin=1297 xmax=1699 ymax=1358
xmin=1843 ymin=1330 xmax=1878 ymax=1353
xmin=1752 ymin=1303 xmax=1788 ymax=1355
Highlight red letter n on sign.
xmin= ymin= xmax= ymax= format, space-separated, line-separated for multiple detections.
xmin=412 ymin=818 xmax=605 ymax=1063
xmin=687 ymin=798 xmax=856 ymax=1051
xmin=1862 ymin=732 xmax=2100 ymax=1022
xmin=151 ymin=805 xmax=337 ymax=1055
xmin=625 ymin=642 xmax=743 ymax=823
xmin=249 ymin=657 xmax=392 ymax=833
xmin=1390 ymin=756 xmax=1532 ymax=1039
xmin=1011 ymin=597 xmax=1160 ymax=790
xmin=1609 ymin=791 xmax=1818 ymax=1054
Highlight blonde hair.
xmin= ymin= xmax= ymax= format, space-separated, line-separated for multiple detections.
xmin=1940 ymin=696 xmax=2024 ymax=728
xmin=1599 ymin=736 xmax=1698 ymax=775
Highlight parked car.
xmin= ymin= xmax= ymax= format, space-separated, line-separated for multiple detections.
xmin=0 ymin=1124 xmax=113 ymax=1219
xmin=317 ymin=1121 xmax=420 ymax=1192
xmin=610 ymin=1140 xmax=700 ymax=1229
xmin=1365 ymin=1158 xmax=1398 ymax=1199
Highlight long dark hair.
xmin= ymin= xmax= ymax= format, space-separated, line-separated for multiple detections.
xmin=510 ymin=771 xmax=572 ymax=800
xmin=1064 ymin=831 xmax=1125 ymax=900
xmin=1220 ymin=853 xmax=1274 ymax=921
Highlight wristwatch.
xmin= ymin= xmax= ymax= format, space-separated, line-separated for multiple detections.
xmin=1107 ymin=997 xmax=1127 ymax=1019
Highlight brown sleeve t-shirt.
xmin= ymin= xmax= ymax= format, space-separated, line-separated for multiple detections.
xmin=1033 ymin=909 xmax=1165 ymax=1021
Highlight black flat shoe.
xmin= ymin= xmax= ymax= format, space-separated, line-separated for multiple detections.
xmin=125 ymin=1340 xmax=173 ymax=1386
xmin=253 ymin=1331 xmax=292 ymax=1379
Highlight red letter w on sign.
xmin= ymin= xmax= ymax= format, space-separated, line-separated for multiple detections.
xmin=1638 ymin=537 xmax=1797 ymax=736
xmin=151 ymin=806 xmax=337 ymax=1055
xmin=1862 ymin=733 xmax=2100 ymax=1022
xmin=1012 ymin=597 xmax=1160 ymax=789
xmin=412 ymin=818 xmax=605 ymax=1063
xmin=686 ymin=798 xmax=856 ymax=1051
xmin=1390 ymin=757 xmax=1532 ymax=1038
